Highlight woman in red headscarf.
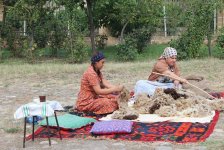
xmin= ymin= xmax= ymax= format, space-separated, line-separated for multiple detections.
xmin=74 ymin=52 xmax=124 ymax=115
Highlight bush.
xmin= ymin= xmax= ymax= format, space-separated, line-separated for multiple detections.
xmin=66 ymin=37 xmax=88 ymax=63
xmin=216 ymin=27 xmax=224 ymax=59
xmin=116 ymin=36 xmax=138 ymax=61
xmin=129 ymin=27 xmax=155 ymax=53
xmin=169 ymin=39 xmax=188 ymax=60
xmin=95 ymin=34 xmax=108 ymax=49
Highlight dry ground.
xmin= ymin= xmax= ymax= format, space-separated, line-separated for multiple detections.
xmin=1 ymin=58 xmax=224 ymax=150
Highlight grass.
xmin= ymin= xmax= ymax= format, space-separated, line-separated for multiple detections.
xmin=99 ymin=44 xmax=167 ymax=62
xmin=136 ymin=44 xmax=168 ymax=61
xmin=200 ymin=139 xmax=224 ymax=148
xmin=0 ymin=57 xmax=224 ymax=90
xmin=1 ymin=43 xmax=223 ymax=63
xmin=4 ymin=127 xmax=20 ymax=133
xmin=1 ymin=57 xmax=224 ymax=149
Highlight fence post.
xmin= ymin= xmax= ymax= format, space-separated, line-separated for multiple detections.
xmin=214 ymin=9 xmax=217 ymax=34
xmin=23 ymin=20 xmax=26 ymax=36
xmin=163 ymin=6 xmax=167 ymax=37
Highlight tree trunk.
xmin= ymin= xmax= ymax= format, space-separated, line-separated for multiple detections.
xmin=207 ymin=34 xmax=211 ymax=57
xmin=27 ymin=23 xmax=34 ymax=62
xmin=2 ymin=3 xmax=6 ymax=24
xmin=86 ymin=0 xmax=96 ymax=54
xmin=120 ymin=21 xmax=129 ymax=44
xmin=207 ymin=21 xmax=213 ymax=57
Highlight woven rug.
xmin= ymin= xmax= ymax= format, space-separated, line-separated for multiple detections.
xmin=27 ymin=91 xmax=223 ymax=143
xmin=27 ymin=110 xmax=219 ymax=143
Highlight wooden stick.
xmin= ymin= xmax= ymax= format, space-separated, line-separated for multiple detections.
xmin=152 ymin=72 xmax=215 ymax=99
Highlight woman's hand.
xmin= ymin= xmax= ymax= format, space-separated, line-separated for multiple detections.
xmin=180 ymin=78 xmax=188 ymax=84
xmin=113 ymin=85 xmax=124 ymax=92
xmin=174 ymin=80 xmax=180 ymax=88
xmin=118 ymin=85 xmax=124 ymax=91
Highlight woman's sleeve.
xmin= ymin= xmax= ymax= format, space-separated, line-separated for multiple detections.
xmin=86 ymin=71 xmax=100 ymax=86
xmin=154 ymin=61 xmax=168 ymax=73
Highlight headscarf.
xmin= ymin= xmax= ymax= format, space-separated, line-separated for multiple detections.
xmin=91 ymin=52 xmax=105 ymax=63
xmin=160 ymin=47 xmax=177 ymax=58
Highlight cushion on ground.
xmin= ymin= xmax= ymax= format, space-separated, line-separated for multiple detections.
xmin=39 ymin=114 xmax=96 ymax=129
xmin=90 ymin=120 xmax=133 ymax=134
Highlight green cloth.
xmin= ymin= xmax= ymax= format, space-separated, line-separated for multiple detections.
xmin=39 ymin=114 xmax=96 ymax=129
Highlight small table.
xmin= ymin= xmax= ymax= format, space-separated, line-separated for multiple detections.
xmin=14 ymin=101 xmax=64 ymax=148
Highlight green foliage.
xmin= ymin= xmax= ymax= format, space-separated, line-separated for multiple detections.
xmin=164 ymin=3 xmax=185 ymax=36
xmin=138 ymin=44 xmax=167 ymax=60
xmin=94 ymin=0 xmax=162 ymax=39
xmin=116 ymin=36 xmax=138 ymax=61
xmin=0 ymin=38 xmax=3 ymax=62
xmin=66 ymin=37 xmax=88 ymax=63
xmin=22 ymin=39 xmax=37 ymax=63
xmin=171 ymin=0 xmax=218 ymax=60
xmin=33 ymin=12 xmax=56 ymax=48
xmin=48 ymin=22 xmax=67 ymax=57
xmin=216 ymin=27 xmax=224 ymax=59
xmin=1 ymin=12 xmax=25 ymax=57
xmin=129 ymin=27 xmax=155 ymax=53
xmin=95 ymin=34 xmax=108 ymax=49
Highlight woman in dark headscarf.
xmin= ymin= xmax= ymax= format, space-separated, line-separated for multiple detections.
xmin=134 ymin=47 xmax=188 ymax=97
xmin=75 ymin=52 xmax=124 ymax=114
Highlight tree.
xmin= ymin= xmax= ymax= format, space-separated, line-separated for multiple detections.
xmin=171 ymin=0 xmax=221 ymax=59
xmin=86 ymin=0 xmax=96 ymax=53
xmin=6 ymin=0 xmax=52 ymax=58
xmin=94 ymin=0 xmax=162 ymax=43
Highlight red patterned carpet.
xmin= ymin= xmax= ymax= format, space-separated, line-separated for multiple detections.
xmin=27 ymin=111 xmax=219 ymax=143
xmin=27 ymin=92 xmax=223 ymax=143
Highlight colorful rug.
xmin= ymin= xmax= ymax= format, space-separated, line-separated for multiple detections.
xmin=27 ymin=91 xmax=223 ymax=143
xmin=27 ymin=111 xmax=219 ymax=143
xmin=210 ymin=91 xmax=224 ymax=99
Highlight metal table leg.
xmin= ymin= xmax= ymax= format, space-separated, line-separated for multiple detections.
xmin=54 ymin=111 xmax=62 ymax=140
xmin=46 ymin=117 xmax=51 ymax=146
xmin=23 ymin=117 xmax=27 ymax=148
xmin=32 ymin=116 xmax=36 ymax=141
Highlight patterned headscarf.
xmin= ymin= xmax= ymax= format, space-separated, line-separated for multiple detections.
xmin=161 ymin=47 xmax=177 ymax=58
xmin=91 ymin=52 xmax=105 ymax=63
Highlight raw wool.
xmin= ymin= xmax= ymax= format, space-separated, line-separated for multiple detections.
xmin=134 ymin=88 xmax=224 ymax=118
xmin=112 ymin=87 xmax=224 ymax=119
xmin=209 ymin=99 xmax=224 ymax=110
xmin=156 ymin=99 xmax=213 ymax=117
xmin=117 ymin=87 xmax=130 ymax=110
xmin=133 ymin=93 xmax=151 ymax=114
xmin=148 ymin=88 xmax=174 ymax=114
xmin=111 ymin=88 xmax=139 ymax=120
xmin=163 ymin=88 xmax=188 ymax=99
xmin=154 ymin=104 xmax=177 ymax=117
xmin=132 ymin=88 xmax=174 ymax=114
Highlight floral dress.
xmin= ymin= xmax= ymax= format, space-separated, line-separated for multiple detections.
xmin=75 ymin=66 xmax=118 ymax=114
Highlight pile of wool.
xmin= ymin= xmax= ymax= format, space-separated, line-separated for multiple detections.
xmin=133 ymin=88 xmax=174 ymax=114
xmin=112 ymin=86 xmax=224 ymax=119
xmin=111 ymin=88 xmax=139 ymax=120
xmin=134 ymin=88 xmax=224 ymax=118
xmin=132 ymin=93 xmax=151 ymax=114
xmin=155 ymin=98 xmax=213 ymax=117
